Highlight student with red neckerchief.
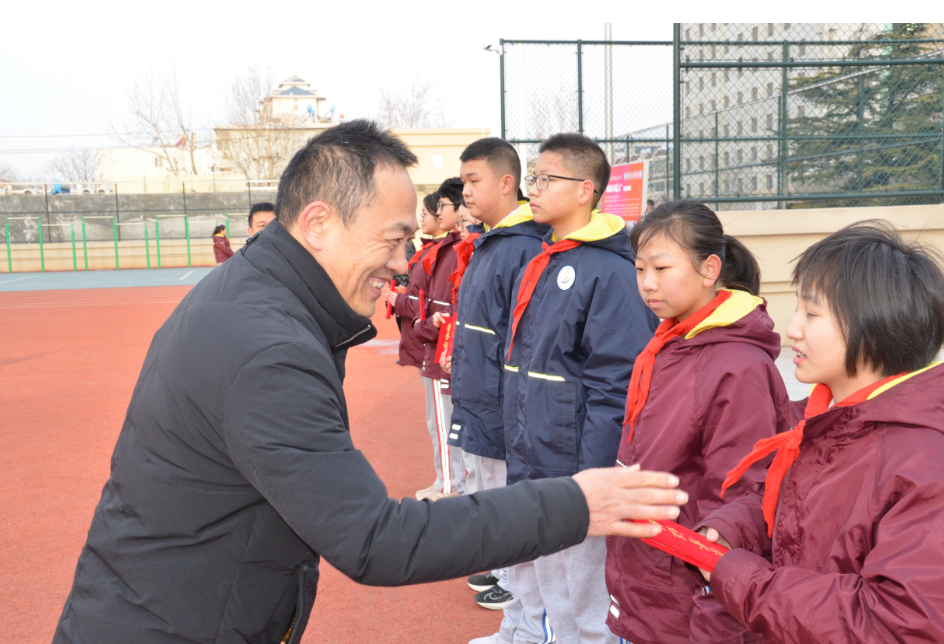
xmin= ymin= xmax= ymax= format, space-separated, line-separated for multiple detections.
xmin=697 ymin=221 xmax=944 ymax=644
xmin=387 ymin=192 xmax=449 ymax=500
xmin=503 ymin=134 xmax=656 ymax=644
xmin=604 ymin=201 xmax=792 ymax=644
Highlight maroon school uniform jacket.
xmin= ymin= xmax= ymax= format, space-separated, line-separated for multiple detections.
xmin=394 ymin=238 xmax=443 ymax=368
xmin=416 ymin=230 xmax=460 ymax=386
xmin=700 ymin=361 xmax=944 ymax=644
xmin=605 ymin=290 xmax=792 ymax=644
xmin=213 ymin=235 xmax=234 ymax=264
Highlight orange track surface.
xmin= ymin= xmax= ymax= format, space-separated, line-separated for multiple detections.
xmin=0 ymin=286 xmax=501 ymax=643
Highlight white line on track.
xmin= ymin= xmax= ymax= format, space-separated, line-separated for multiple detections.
xmin=0 ymin=276 xmax=38 ymax=285
xmin=179 ymin=271 xmax=194 ymax=280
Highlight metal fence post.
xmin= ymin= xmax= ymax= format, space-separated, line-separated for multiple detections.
xmin=185 ymin=215 xmax=192 ymax=268
xmin=778 ymin=42 xmax=789 ymax=209
xmin=500 ymin=39 xmax=507 ymax=139
xmin=4 ymin=217 xmax=11 ymax=273
xmin=38 ymin=218 xmax=45 ymax=272
xmin=672 ymin=24 xmax=682 ymax=199
xmin=114 ymin=183 xmax=121 ymax=240
xmin=43 ymin=183 xmax=51 ymax=244
xmin=71 ymin=225 xmax=77 ymax=271
xmin=113 ymin=217 xmax=119 ymax=270
xmin=577 ymin=40 xmax=584 ymax=134
xmin=82 ymin=218 xmax=88 ymax=271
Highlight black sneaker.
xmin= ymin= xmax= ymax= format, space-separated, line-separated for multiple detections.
xmin=467 ymin=571 xmax=500 ymax=592
xmin=474 ymin=585 xmax=514 ymax=610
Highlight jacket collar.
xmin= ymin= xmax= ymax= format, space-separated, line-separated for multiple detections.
xmin=243 ymin=220 xmax=377 ymax=351
xmin=685 ymin=289 xmax=765 ymax=339
xmin=548 ymin=212 xmax=625 ymax=243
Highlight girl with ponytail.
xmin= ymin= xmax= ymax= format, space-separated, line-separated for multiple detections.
xmin=603 ymin=201 xmax=791 ymax=644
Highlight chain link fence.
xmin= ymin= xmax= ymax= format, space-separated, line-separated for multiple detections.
xmin=502 ymin=23 xmax=944 ymax=210
xmin=0 ymin=180 xmax=277 ymax=244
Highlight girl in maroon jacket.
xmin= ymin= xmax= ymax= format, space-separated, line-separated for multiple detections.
xmin=212 ymin=225 xmax=234 ymax=264
xmin=605 ymin=201 xmax=791 ymax=644
xmin=699 ymin=220 xmax=944 ymax=644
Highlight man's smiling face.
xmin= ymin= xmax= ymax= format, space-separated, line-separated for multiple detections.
xmin=305 ymin=165 xmax=418 ymax=317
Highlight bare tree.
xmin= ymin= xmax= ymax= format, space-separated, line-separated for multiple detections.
xmin=43 ymin=148 xmax=97 ymax=182
xmin=376 ymin=81 xmax=446 ymax=129
xmin=113 ymin=68 xmax=207 ymax=176
xmin=0 ymin=162 xmax=18 ymax=182
xmin=216 ymin=66 xmax=310 ymax=180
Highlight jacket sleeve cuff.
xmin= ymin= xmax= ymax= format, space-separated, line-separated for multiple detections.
xmin=712 ymin=548 xmax=774 ymax=627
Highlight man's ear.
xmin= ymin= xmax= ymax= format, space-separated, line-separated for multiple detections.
xmin=293 ymin=201 xmax=334 ymax=252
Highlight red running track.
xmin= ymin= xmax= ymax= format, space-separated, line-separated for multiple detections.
xmin=0 ymin=286 xmax=501 ymax=643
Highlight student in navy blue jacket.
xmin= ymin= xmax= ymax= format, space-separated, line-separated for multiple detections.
xmin=503 ymin=133 xmax=654 ymax=644
xmin=443 ymin=139 xmax=553 ymax=632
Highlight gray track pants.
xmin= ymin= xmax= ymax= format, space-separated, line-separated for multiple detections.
xmin=423 ymin=377 xmax=466 ymax=494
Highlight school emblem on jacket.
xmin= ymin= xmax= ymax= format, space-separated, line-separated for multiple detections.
xmin=557 ymin=266 xmax=576 ymax=290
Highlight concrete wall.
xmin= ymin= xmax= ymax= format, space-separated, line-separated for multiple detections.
xmin=720 ymin=203 xmax=944 ymax=344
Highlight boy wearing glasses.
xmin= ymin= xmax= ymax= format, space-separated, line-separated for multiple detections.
xmin=502 ymin=133 xmax=654 ymax=644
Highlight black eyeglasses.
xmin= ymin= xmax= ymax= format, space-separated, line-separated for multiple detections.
xmin=524 ymin=174 xmax=598 ymax=195
xmin=436 ymin=201 xmax=458 ymax=213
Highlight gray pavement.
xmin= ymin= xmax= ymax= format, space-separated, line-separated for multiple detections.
xmin=0 ymin=267 xmax=215 ymax=291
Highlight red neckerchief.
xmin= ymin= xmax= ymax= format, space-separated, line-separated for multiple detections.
xmin=506 ymin=239 xmax=581 ymax=360
xmin=423 ymin=234 xmax=455 ymax=275
xmin=721 ymin=372 xmax=905 ymax=537
xmin=623 ymin=290 xmax=732 ymax=441
xmin=449 ymin=233 xmax=481 ymax=305
xmin=409 ymin=240 xmax=435 ymax=270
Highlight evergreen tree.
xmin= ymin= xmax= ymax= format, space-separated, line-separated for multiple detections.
xmin=785 ymin=23 xmax=944 ymax=207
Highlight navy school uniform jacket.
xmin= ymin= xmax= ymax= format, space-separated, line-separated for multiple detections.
xmin=448 ymin=203 xmax=551 ymax=460
xmin=503 ymin=213 xmax=656 ymax=484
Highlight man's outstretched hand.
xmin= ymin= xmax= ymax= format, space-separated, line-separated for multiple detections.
xmin=573 ymin=465 xmax=688 ymax=539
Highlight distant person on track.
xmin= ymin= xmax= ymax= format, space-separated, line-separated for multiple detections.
xmin=52 ymin=120 xmax=688 ymax=644
xmin=212 ymin=224 xmax=234 ymax=264
xmin=248 ymin=201 xmax=277 ymax=237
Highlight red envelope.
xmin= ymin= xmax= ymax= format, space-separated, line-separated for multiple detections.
xmin=385 ymin=280 xmax=395 ymax=319
xmin=632 ymin=520 xmax=729 ymax=572
xmin=418 ymin=290 xmax=426 ymax=321
xmin=434 ymin=316 xmax=456 ymax=363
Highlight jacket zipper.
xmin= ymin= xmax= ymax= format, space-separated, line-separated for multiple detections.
xmin=332 ymin=325 xmax=373 ymax=350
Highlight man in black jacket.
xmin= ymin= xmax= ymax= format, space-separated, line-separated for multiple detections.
xmin=53 ymin=120 xmax=687 ymax=644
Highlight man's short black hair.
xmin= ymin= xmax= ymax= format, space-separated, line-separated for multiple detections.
xmin=793 ymin=219 xmax=944 ymax=377
xmin=275 ymin=119 xmax=417 ymax=229
xmin=538 ymin=133 xmax=610 ymax=208
xmin=460 ymin=138 xmax=522 ymax=190
xmin=248 ymin=202 xmax=275 ymax=227
xmin=422 ymin=192 xmax=439 ymax=215
xmin=437 ymin=178 xmax=464 ymax=210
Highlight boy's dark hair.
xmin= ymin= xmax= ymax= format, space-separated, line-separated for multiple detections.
xmin=460 ymin=138 xmax=522 ymax=190
xmin=437 ymin=177 xmax=464 ymax=210
xmin=248 ymin=202 xmax=275 ymax=227
xmin=538 ymin=133 xmax=611 ymax=208
xmin=422 ymin=192 xmax=440 ymax=216
xmin=275 ymin=119 xmax=417 ymax=229
xmin=630 ymin=200 xmax=761 ymax=296
xmin=793 ymin=219 xmax=944 ymax=377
